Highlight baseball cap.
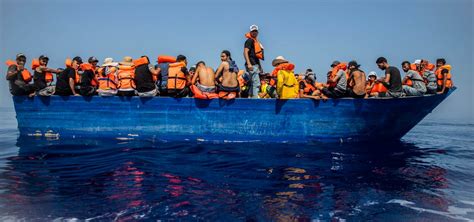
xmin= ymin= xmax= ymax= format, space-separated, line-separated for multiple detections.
xmin=39 ymin=55 xmax=49 ymax=61
xmin=88 ymin=56 xmax=98 ymax=63
xmin=249 ymin=24 xmax=259 ymax=32
xmin=72 ymin=56 xmax=83 ymax=64
xmin=16 ymin=53 xmax=26 ymax=60
xmin=330 ymin=60 xmax=340 ymax=68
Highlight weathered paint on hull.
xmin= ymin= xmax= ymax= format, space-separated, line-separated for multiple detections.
xmin=12 ymin=89 xmax=454 ymax=143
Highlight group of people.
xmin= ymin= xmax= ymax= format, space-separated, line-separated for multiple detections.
xmin=5 ymin=24 xmax=453 ymax=100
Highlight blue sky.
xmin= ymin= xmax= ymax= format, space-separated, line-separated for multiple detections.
xmin=1 ymin=0 xmax=472 ymax=121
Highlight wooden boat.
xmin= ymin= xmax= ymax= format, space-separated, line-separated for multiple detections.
xmin=12 ymin=89 xmax=455 ymax=143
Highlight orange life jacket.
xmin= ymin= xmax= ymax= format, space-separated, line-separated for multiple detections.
xmin=190 ymin=85 xmax=218 ymax=100
xmin=245 ymin=32 xmax=264 ymax=60
xmin=63 ymin=58 xmax=81 ymax=84
xmin=97 ymin=67 xmax=118 ymax=90
xmin=218 ymin=91 xmax=237 ymax=100
xmin=80 ymin=63 xmax=98 ymax=86
xmin=117 ymin=65 xmax=136 ymax=90
xmin=167 ymin=62 xmax=187 ymax=90
xmin=302 ymin=81 xmax=316 ymax=95
xmin=435 ymin=65 xmax=453 ymax=89
xmin=133 ymin=57 xmax=157 ymax=81
xmin=370 ymin=82 xmax=388 ymax=94
xmin=31 ymin=59 xmax=54 ymax=83
xmin=328 ymin=63 xmax=347 ymax=88
xmin=157 ymin=55 xmax=176 ymax=64
xmin=272 ymin=63 xmax=295 ymax=76
xmin=5 ymin=60 xmax=32 ymax=83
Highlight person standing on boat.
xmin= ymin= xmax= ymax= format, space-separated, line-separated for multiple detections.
xmin=55 ymin=56 xmax=82 ymax=96
xmin=401 ymin=61 xmax=426 ymax=96
xmin=244 ymin=24 xmax=264 ymax=98
xmin=346 ymin=61 xmax=366 ymax=98
xmin=375 ymin=57 xmax=402 ymax=98
xmin=32 ymin=55 xmax=61 ymax=96
xmin=318 ymin=61 xmax=347 ymax=98
xmin=5 ymin=53 xmax=36 ymax=97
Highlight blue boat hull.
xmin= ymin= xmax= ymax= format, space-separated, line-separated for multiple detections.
xmin=12 ymin=90 xmax=454 ymax=143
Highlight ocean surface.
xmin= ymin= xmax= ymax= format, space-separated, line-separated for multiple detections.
xmin=0 ymin=107 xmax=473 ymax=221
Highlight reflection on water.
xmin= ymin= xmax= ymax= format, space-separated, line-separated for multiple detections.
xmin=1 ymin=135 xmax=473 ymax=221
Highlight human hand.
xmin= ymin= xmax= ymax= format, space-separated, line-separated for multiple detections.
xmin=247 ymin=64 xmax=253 ymax=71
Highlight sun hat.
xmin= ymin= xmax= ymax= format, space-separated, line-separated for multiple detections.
xmin=119 ymin=56 xmax=133 ymax=66
xmin=102 ymin=58 xmax=118 ymax=67
xmin=271 ymin=56 xmax=288 ymax=67
xmin=368 ymin=71 xmax=377 ymax=78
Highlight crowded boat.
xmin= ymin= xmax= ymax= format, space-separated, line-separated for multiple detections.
xmin=5 ymin=25 xmax=453 ymax=100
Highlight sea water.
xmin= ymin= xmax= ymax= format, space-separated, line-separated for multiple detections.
xmin=0 ymin=107 xmax=473 ymax=221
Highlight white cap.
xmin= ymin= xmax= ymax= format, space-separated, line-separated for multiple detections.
xmin=249 ymin=24 xmax=259 ymax=32
xmin=413 ymin=59 xmax=421 ymax=64
xmin=368 ymin=71 xmax=377 ymax=77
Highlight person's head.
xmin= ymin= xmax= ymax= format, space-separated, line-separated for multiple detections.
xmin=88 ymin=56 xmax=99 ymax=67
xmin=348 ymin=60 xmax=360 ymax=70
xmin=368 ymin=71 xmax=377 ymax=81
xmin=376 ymin=57 xmax=388 ymax=70
xmin=413 ymin=59 xmax=422 ymax=71
xmin=189 ymin=67 xmax=196 ymax=76
xmin=72 ymin=56 xmax=83 ymax=69
xmin=39 ymin=55 xmax=49 ymax=66
xmin=16 ymin=53 xmax=26 ymax=66
xmin=176 ymin=55 xmax=187 ymax=65
xmin=326 ymin=71 xmax=332 ymax=78
xmin=196 ymin=61 xmax=205 ymax=68
xmin=401 ymin=61 xmax=411 ymax=72
xmin=330 ymin=60 xmax=340 ymax=68
xmin=249 ymin=24 xmax=259 ymax=38
xmin=305 ymin=75 xmax=315 ymax=84
xmin=436 ymin=58 xmax=446 ymax=67
xmin=221 ymin=50 xmax=232 ymax=61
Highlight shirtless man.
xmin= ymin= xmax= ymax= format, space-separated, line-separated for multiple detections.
xmin=347 ymin=61 xmax=366 ymax=98
xmin=191 ymin=61 xmax=216 ymax=93
xmin=215 ymin=50 xmax=240 ymax=93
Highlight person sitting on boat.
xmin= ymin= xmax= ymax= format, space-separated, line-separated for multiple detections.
xmin=299 ymin=72 xmax=321 ymax=99
xmin=55 ymin=56 xmax=82 ymax=96
xmin=435 ymin=58 xmax=453 ymax=94
xmin=375 ymin=57 xmax=402 ymax=98
xmin=5 ymin=53 xmax=36 ymax=97
xmin=237 ymin=70 xmax=250 ymax=98
xmin=271 ymin=56 xmax=298 ymax=99
xmin=97 ymin=58 xmax=119 ymax=96
xmin=346 ymin=61 xmax=367 ymax=98
xmin=116 ymin=56 xmax=136 ymax=97
xmin=32 ymin=55 xmax=61 ymax=96
xmin=244 ymin=24 xmax=264 ymax=98
xmin=258 ymin=74 xmax=276 ymax=99
xmin=167 ymin=55 xmax=189 ymax=97
xmin=190 ymin=61 xmax=218 ymax=99
xmin=78 ymin=62 xmax=98 ymax=96
xmin=401 ymin=61 xmax=426 ymax=96
xmin=88 ymin=56 xmax=100 ymax=74
xmin=318 ymin=61 xmax=347 ymax=98
xmin=215 ymin=50 xmax=240 ymax=100
xmin=133 ymin=56 xmax=159 ymax=97
xmin=365 ymin=71 xmax=386 ymax=97
xmin=410 ymin=59 xmax=437 ymax=94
